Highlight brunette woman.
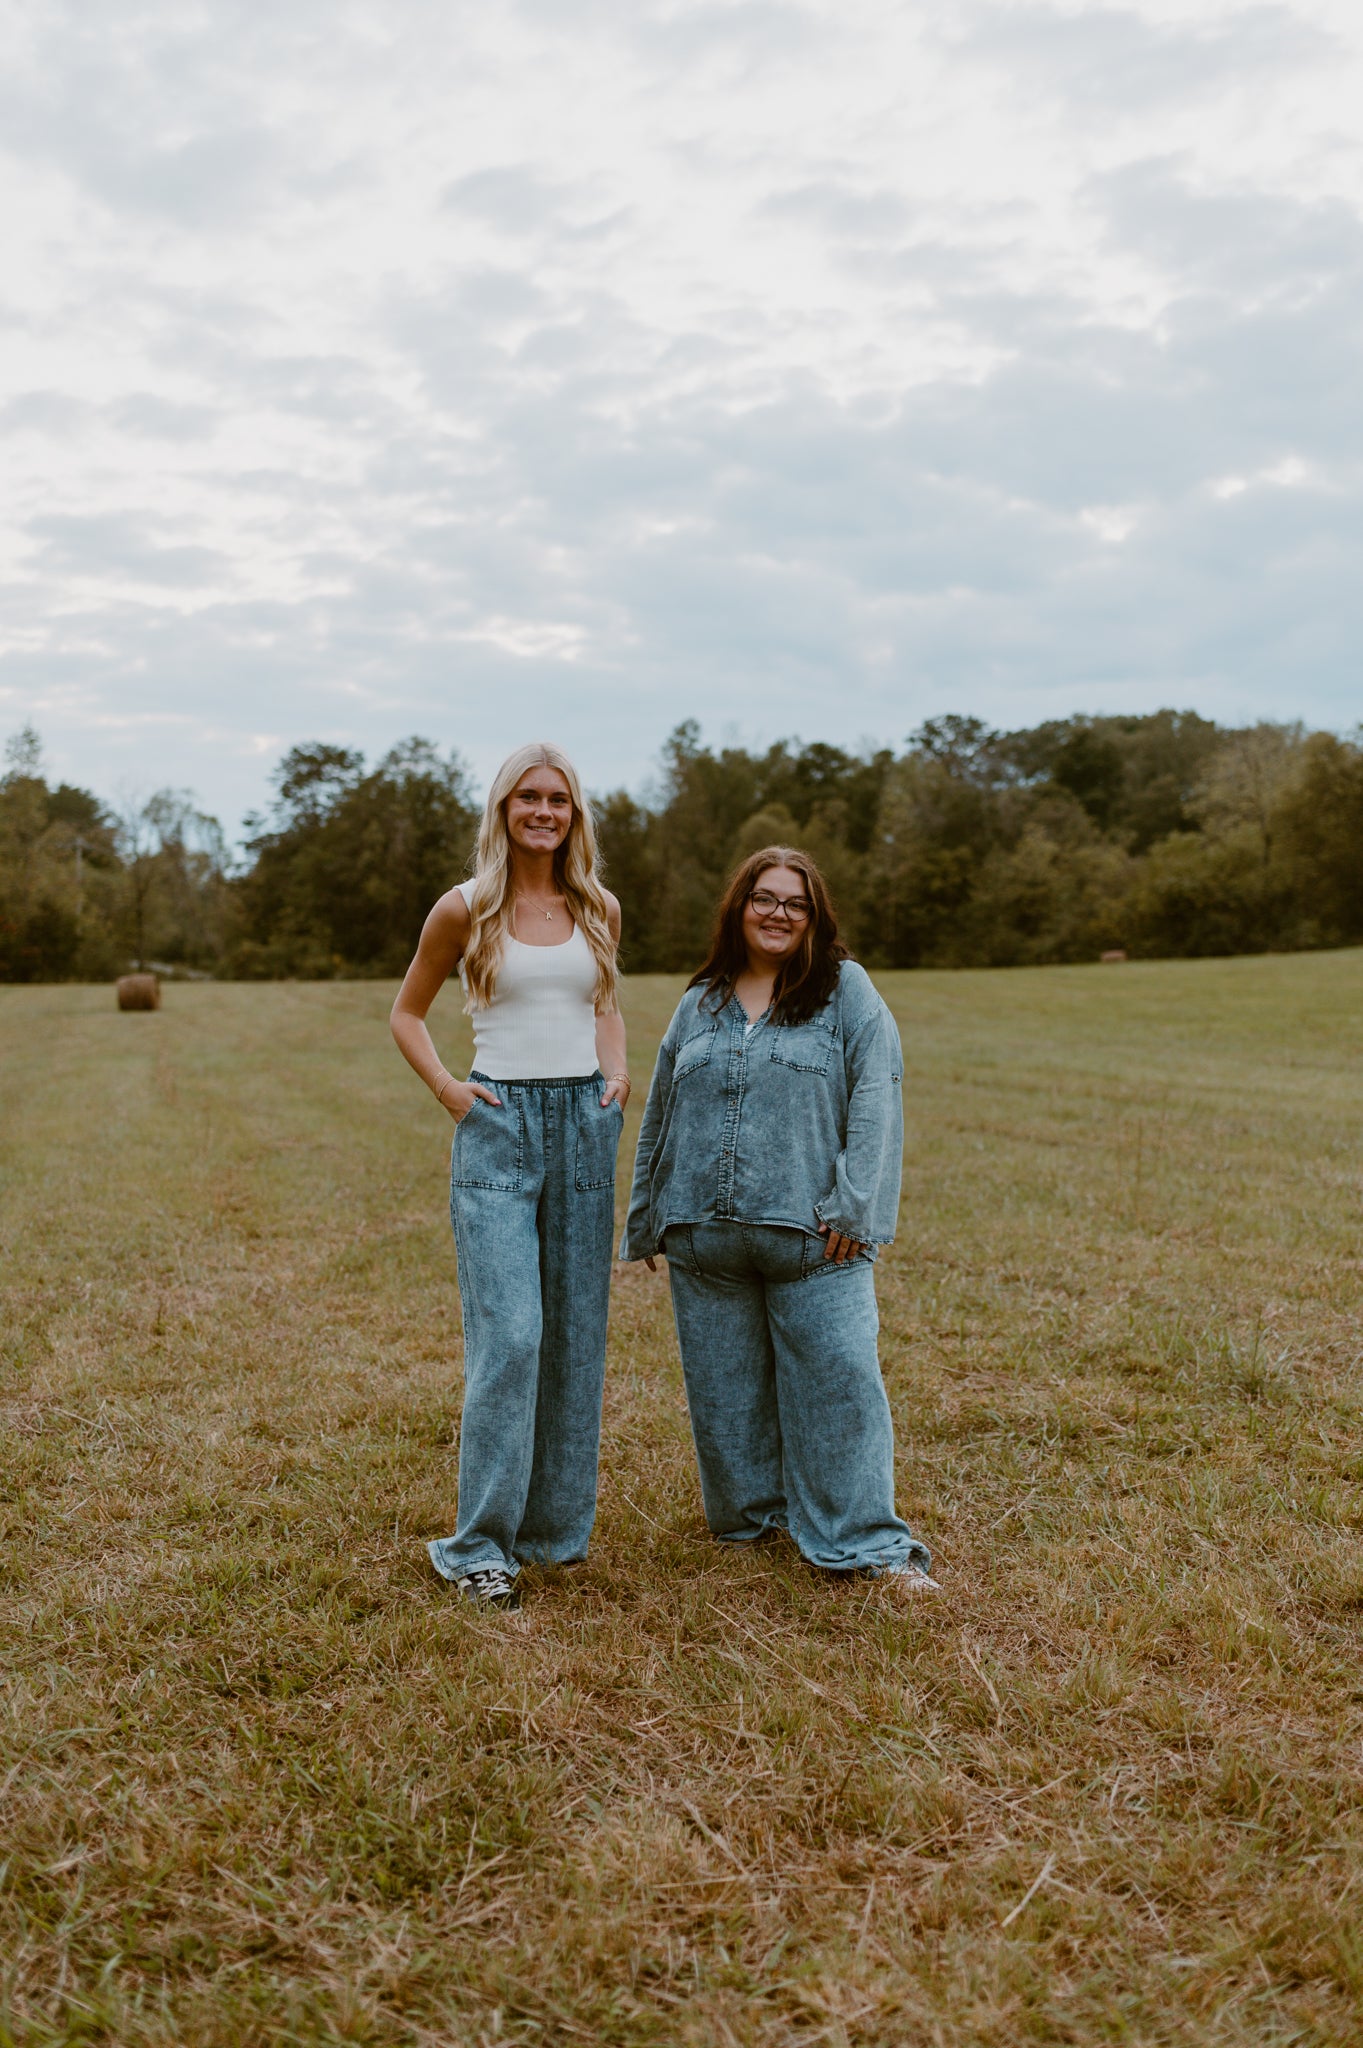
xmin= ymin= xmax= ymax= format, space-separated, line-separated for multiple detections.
xmin=391 ymin=743 xmax=628 ymax=1608
xmin=623 ymin=847 xmax=938 ymax=1597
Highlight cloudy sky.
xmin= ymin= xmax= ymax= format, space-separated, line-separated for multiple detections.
xmin=3 ymin=0 xmax=1361 ymax=836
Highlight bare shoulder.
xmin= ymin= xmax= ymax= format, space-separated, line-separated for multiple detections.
xmin=394 ymin=884 xmax=473 ymax=1015
xmin=413 ymin=885 xmax=473 ymax=975
xmin=429 ymin=884 xmax=473 ymax=944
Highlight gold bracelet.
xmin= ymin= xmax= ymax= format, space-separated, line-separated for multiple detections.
xmin=434 ymin=1071 xmax=454 ymax=1105
xmin=608 ymin=1070 xmax=630 ymax=1085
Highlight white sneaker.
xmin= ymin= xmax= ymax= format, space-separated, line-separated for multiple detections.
xmin=878 ymin=1564 xmax=943 ymax=1600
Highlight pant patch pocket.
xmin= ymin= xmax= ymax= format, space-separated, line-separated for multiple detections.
xmin=661 ymin=1223 xmax=698 ymax=1275
xmin=799 ymin=1232 xmax=874 ymax=1278
xmin=575 ymin=1097 xmax=623 ymax=1190
xmin=451 ymin=1099 xmax=525 ymax=1191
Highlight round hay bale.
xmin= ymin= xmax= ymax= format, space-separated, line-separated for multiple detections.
xmin=1100 ymin=949 xmax=1128 ymax=964
xmin=116 ymin=973 xmax=161 ymax=1011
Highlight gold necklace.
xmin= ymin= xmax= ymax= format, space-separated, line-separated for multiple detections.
xmin=517 ymin=894 xmax=557 ymax=923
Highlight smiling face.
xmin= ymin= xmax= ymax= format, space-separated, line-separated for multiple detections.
xmin=504 ymin=768 xmax=573 ymax=859
xmin=741 ymin=863 xmax=812 ymax=972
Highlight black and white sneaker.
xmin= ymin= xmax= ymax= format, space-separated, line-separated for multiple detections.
xmin=455 ymin=1565 xmax=520 ymax=1609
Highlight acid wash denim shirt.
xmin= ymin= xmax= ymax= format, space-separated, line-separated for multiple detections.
xmin=621 ymin=960 xmax=904 ymax=1262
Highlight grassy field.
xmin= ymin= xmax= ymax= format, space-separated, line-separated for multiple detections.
xmin=2 ymin=954 xmax=1362 ymax=2047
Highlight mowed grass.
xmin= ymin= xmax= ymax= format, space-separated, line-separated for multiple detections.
xmin=2 ymin=954 xmax=1362 ymax=2048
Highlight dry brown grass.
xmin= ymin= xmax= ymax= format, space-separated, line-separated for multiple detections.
xmin=2 ymin=955 xmax=1362 ymax=2046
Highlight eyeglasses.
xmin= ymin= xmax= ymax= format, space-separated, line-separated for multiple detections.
xmin=748 ymin=888 xmax=812 ymax=922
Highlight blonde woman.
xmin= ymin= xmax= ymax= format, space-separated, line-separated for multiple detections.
xmin=391 ymin=743 xmax=627 ymax=1609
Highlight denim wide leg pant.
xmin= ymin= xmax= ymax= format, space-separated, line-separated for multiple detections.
xmin=665 ymin=1222 xmax=930 ymax=1575
xmin=428 ymin=1072 xmax=622 ymax=1583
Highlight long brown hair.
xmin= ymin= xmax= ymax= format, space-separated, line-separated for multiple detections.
xmin=688 ymin=846 xmax=849 ymax=1025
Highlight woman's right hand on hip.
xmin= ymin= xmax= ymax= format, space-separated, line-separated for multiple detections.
xmin=443 ymin=1079 xmax=503 ymax=1123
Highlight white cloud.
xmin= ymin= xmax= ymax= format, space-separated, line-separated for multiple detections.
xmin=1 ymin=0 xmax=1362 ymax=834
xmin=1080 ymin=505 xmax=1142 ymax=542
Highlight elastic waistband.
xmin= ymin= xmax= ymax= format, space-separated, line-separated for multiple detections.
xmin=469 ymin=1069 xmax=600 ymax=1090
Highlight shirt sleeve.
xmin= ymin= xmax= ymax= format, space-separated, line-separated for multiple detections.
xmin=620 ymin=1028 xmax=678 ymax=1259
xmin=813 ymin=989 xmax=904 ymax=1245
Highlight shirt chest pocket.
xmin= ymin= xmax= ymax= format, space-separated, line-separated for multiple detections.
xmin=768 ymin=1019 xmax=838 ymax=1075
xmin=673 ymin=1026 xmax=719 ymax=1080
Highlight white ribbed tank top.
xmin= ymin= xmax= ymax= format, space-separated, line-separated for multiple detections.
xmin=462 ymin=923 xmax=599 ymax=1079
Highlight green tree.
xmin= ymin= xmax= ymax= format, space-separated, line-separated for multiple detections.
xmin=998 ymin=710 xmax=1221 ymax=849
xmin=230 ymin=738 xmax=477 ymax=976
xmin=1191 ymin=724 xmax=1303 ymax=866
xmin=113 ymin=790 xmax=231 ymax=971
xmin=0 ymin=728 xmax=121 ymax=980
xmin=965 ymin=802 xmax=1132 ymax=965
xmin=1122 ymin=827 xmax=1294 ymax=958
xmin=1271 ymin=732 xmax=1363 ymax=946
xmin=869 ymin=726 xmax=1013 ymax=966
xmin=593 ymin=789 xmax=659 ymax=971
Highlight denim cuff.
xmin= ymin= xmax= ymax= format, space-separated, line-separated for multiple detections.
xmin=619 ymin=1229 xmax=661 ymax=1261
xmin=813 ymin=1200 xmax=892 ymax=1245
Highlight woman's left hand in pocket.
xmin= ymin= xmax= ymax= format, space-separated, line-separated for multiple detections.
xmin=601 ymin=1073 xmax=631 ymax=1109
xmin=818 ymin=1221 xmax=865 ymax=1263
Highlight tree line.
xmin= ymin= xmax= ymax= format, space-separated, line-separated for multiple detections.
xmin=3 ymin=710 xmax=1360 ymax=983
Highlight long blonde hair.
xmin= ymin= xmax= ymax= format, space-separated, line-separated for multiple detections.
xmin=461 ymin=742 xmax=619 ymax=1013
